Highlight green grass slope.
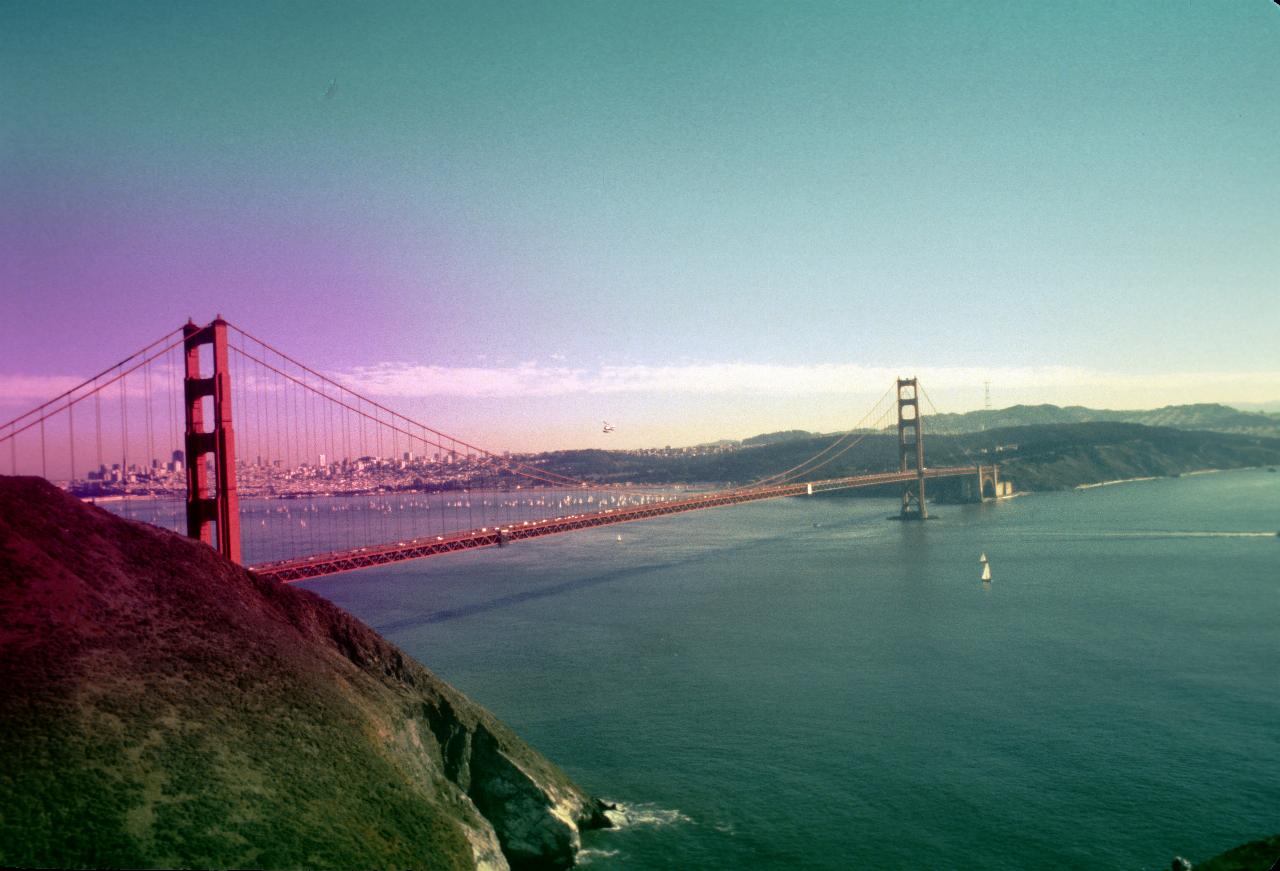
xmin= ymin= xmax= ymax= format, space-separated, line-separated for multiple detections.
xmin=0 ymin=476 xmax=607 ymax=870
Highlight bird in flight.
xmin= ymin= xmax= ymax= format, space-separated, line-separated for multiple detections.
xmin=602 ymin=421 xmax=616 ymax=434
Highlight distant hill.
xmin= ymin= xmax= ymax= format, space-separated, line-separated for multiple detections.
xmin=682 ymin=404 xmax=1280 ymax=456
xmin=0 ymin=477 xmax=608 ymax=870
xmin=939 ymin=422 xmax=1280 ymax=491
xmin=922 ymin=402 xmax=1280 ymax=438
xmin=535 ymin=423 xmax=1280 ymax=492
xmin=740 ymin=430 xmax=817 ymax=447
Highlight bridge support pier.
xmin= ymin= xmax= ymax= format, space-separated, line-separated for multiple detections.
xmin=897 ymin=377 xmax=927 ymax=519
xmin=183 ymin=317 xmax=241 ymax=564
xmin=959 ymin=464 xmax=1001 ymax=502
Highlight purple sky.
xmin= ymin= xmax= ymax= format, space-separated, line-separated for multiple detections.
xmin=4 ymin=2 xmax=1279 ymax=455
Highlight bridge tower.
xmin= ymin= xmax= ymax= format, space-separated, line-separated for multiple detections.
xmin=897 ymin=377 xmax=927 ymax=519
xmin=183 ymin=317 xmax=241 ymax=564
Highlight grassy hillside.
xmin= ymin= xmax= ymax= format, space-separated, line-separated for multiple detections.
xmin=534 ymin=423 xmax=1280 ymax=492
xmin=0 ymin=476 xmax=608 ymax=870
xmin=924 ymin=402 xmax=1280 ymax=437
xmin=942 ymin=423 xmax=1280 ymax=491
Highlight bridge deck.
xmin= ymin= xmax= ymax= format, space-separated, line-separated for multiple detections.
xmin=250 ymin=466 xmax=985 ymax=583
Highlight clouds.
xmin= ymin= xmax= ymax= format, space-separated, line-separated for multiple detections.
xmin=0 ymin=374 xmax=97 ymax=404
xmin=328 ymin=360 xmax=1280 ymax=404
xmin=5 ymin=360 xmax=1277 ymax=430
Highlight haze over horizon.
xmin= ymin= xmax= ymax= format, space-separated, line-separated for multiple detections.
xmin=3 ymin=1 xmax=1278 ymax=452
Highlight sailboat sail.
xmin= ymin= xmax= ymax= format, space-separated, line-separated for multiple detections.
xmin=981 ymin=562 xmax=992 ymax=582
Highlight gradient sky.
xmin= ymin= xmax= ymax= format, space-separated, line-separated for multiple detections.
xmin=3 ymin=1 xmax=1278 ymax=450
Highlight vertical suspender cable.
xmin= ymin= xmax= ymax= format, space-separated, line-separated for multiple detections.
xmin=273 ymin=354 xmax=282 ymax=471
xmin=464 ymin=440 xmax=473 ymax=532
xmin=168 ymin=344 xmax=179 ymax=533
xmin=168 ymin=344 xmax=178 ymax=471
xmin=120 ymin=370 xmax=128 ymax=517
xmin=281 ymin=351 xmax=291 ymax=472
xmin=68 ymin=400 xmax=76 ymax=486
xmin=95 ymin=387 xmax=102 ymax=475
xmin=302 ymin=363 xmax=311 ymax=469
xmin=343 ymin=395 xmax=350 ymax=473
xmin=144 ymin=360 xmax=154 ymax=471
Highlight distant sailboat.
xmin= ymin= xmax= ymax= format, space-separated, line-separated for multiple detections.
xmin=979 ymin=552 xmax=988 ymax=563
xmin=616 ymin=533 xmax=623 ymax=542
xmin=981 ymin=561 xmax=991 ymax=582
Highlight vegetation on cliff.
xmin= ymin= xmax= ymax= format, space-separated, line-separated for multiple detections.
xmin=1193 ymin=834 xmax=1280 ymax=871
xmin=0 ymin=476 xmax=608 ymax=871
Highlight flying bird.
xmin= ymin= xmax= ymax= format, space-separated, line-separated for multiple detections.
xmin=602 ymin=422 xmax=616 ymax=434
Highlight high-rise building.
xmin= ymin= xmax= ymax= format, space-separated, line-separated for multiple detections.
xmin=171 ymin=449 xmax=184 ymax=464
xmin=318 ymin=453 xmax=326 ymax=467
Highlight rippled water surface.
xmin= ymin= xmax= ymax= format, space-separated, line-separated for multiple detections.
xmin=299 ymin=470 xmax=1280 ymax=870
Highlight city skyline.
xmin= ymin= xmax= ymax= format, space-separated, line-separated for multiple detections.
xmin=3 ymin=2 xmax=1278 ymax=451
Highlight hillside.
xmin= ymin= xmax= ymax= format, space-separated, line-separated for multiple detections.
xmin=534 ymin=423 xmax=1280 ymax=492
xmin=924 ymin=402 xmax=1280 ymax=437
xmin=625 ymin=403 xmax=1280 ymax=455
xmin=1193 ymin=834 xmax=1280 ymax=871
xmin=0 ymin=476 xmax=609 ymax=871
xmin=941 ymin=423 xmax=1280 ymax=491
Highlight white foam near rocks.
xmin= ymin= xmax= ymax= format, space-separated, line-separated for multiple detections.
xmin=602 ymin=802 xmax=693 ymax=829
xmin=577 ymin=847 xmax=621 ymax=865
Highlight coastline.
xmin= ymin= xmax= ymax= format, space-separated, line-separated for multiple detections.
xmin=1073 ymin=468 xmax=1229 ymax=491
xmin=1074 ymin=476 xmax=1159 ymax=490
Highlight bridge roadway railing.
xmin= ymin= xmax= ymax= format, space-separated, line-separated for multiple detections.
xmin=250 ymin=465 xmax=983 ymax=583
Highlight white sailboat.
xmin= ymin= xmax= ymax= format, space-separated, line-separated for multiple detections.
xmin=980 ymin=559 xmax=991 ymax=582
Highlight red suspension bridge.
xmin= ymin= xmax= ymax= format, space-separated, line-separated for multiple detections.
xmin=1 ymin=318 xmax=1002 ymax=582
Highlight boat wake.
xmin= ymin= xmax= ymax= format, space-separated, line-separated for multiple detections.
xmin=1099 ymin=531 xmax=1276 ymax=539
xmin=1030 ymin=530 xmax=1276 ymax=541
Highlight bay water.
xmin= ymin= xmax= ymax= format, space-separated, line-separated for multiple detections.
xmin=283 ymin=469 xmax=1280 ymax=868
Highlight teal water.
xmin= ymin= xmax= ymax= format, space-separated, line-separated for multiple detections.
xmin=300 ymin=469 xmax=1280 ymax=870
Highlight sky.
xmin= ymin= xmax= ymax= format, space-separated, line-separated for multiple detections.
xmin=2 ymin=1 xmax=1278 ymax=451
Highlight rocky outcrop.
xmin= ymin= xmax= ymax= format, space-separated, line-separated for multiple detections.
xmin=1190 ymin=834 xmax=1280 ymax=871
xmin=0 ymin=476 xmax=608 ymax=870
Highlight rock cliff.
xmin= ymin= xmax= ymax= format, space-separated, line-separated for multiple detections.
xmin=0 ymin=476 xmax=609 ymax=870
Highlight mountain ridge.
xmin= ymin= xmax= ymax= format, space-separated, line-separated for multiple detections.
xmin=534 ymin=422 xmax=1280 ymax=492
xmin=701 ymin=403 xmax=1280 ymax=448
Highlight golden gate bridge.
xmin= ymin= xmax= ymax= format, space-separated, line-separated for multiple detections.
xmin=1 ymin=318 xmax=1001 ymax=582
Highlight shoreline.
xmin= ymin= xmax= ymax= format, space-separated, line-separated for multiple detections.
xmin=1074 ymin=476 xmax=1159 ymax=490
xmin=1073 ymin=468 xmax=1232 ymax=491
